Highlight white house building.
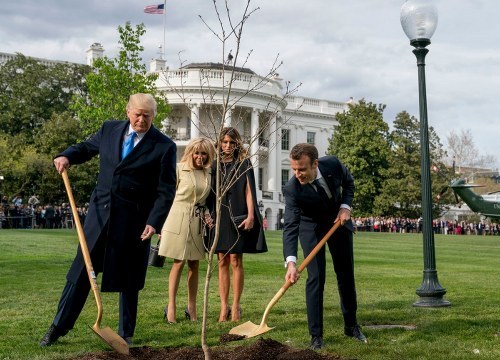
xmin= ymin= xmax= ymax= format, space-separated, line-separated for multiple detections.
xmin=149 ymin=58 xmax=349 ymax=230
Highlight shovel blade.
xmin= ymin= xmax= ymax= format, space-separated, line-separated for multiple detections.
xmin=229 ymin=321 xmax=274 ymax=338
xmin=91 ymin=325 xmax=129 ymax=355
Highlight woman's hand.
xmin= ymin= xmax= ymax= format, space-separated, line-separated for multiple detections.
xmin=238 ymin=216 xmax=254 ymax=231
xmin=204 ymin=214 xmax=214 ymax=229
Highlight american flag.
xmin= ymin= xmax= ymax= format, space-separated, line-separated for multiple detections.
xmin=144 ymin=4 xmax=165 ymax=14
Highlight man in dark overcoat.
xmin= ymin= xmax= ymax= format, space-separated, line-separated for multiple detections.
xmin=40 ymin=93 xmax=176 ymax=346
xmin=282 ymin=143 xmax=366 ymax=350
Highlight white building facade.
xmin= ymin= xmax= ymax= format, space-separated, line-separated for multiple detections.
xmin=152 ymin=60 xmax=348 ymax=230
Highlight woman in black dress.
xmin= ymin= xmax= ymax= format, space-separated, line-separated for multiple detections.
xmin=208 ymin=127 xmax=266 ymax=322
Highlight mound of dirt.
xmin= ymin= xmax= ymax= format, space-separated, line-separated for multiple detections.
xmin=70 ymin=338 xmax=346 ymax=360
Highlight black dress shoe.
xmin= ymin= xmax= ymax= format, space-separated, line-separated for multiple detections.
xmin=310 ymin=336 xmax=323 ymax=350
xmin=345 ymin=324 xmax=367 ymax=343
xmin=39 ymin=324 xmax=67 ymax=347
xmin=122 ymin=336 xmax=133 ymax=346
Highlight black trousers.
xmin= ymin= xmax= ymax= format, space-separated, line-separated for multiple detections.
xmin=52 ymin=232 xmax=139 ymax=338
xmin=52 ymin=278 xmax=139 ymax=338
xmin=300 ymin=227 xmax=357 ymax=337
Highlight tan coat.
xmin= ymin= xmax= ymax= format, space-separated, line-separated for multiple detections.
xmin=159 ymin=163 xmax=211 ymax=260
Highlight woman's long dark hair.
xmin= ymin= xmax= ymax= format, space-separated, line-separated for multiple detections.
xmin=217 ymin=127 xmax=247 ymax=161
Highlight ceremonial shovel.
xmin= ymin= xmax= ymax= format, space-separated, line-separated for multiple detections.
xmin=229 ymin=221 xmax=342 ymax=338
xmin=61 ymin=169 xmax=129 ymax=354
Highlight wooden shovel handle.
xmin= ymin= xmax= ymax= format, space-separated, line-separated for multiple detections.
xmin=296 ymin=220 xmax=342 ymax=274
xmin=61 ymin=169 xmax=104 ymax=327
xmin=259 ymin=221 xmax=342 ymax=326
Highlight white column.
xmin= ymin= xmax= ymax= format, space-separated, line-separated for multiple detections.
xmin=267 ymin=113 xmax=277 ymax=193
xmin=250 ymin=108 xmax=260 ymax=193
xmin=190 ymin=104 xmax=200 ymax=139
xmin=275 ymin=113 xmax=282 ymax=194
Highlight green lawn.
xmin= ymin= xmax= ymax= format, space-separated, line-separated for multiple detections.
xmin=0 ymin=229 xmax=499 ymax=359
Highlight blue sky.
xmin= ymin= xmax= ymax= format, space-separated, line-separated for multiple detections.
xmin=1 ymin=0 xmax=499 ymax=168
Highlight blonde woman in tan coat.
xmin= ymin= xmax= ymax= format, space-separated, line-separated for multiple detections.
xmin=159 ymin=138 xmax=214 ymax=323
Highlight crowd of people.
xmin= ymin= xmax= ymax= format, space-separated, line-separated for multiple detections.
xmin=354 ymin=216 xmax=500 ymax=235
xmin=0 ymin=196 xmax=87 ymax=230
xmin=4 ymin=196 xmax=500 ymax=238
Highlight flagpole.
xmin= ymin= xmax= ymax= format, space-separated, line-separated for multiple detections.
xmin=162 ymin=0 xmax=166 ymax=60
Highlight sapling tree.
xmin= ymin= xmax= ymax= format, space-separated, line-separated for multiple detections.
xmin=160 ymin=1 xmax=301 ymax=358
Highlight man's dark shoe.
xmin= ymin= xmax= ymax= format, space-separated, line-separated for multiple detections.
xmin=310 ymin=336 xmax=323 ymax=350
xmin=345 ymin=324 xmax=367 ymax=343
xmin=39 ymin=324 xmax=66 ymax=347
xmin=122 ymin=336 xmax=133 ymax=346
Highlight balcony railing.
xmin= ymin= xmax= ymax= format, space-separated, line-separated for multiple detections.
xmin=287 ymin=95 xmax=346 ymax=114
xmin=161 ymin=67 xmax=283 ymax=100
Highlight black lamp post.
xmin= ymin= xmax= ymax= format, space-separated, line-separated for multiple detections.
xmin=258 ymin=200 xmax=264 ymax=215
xmin=400 ymin=0 xmax=450 ymax=307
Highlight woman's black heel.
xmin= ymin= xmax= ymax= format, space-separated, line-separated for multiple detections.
xmin=163 ymin=308 xmax=175 ymax=324
xmin=184 ymin=308 xmax=191 ymax=320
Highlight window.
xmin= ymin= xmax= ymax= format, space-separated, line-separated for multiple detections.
xmin=281 ymin=129 xmax=290 ymax=150
xmin=258 ymin=118 xmax=269 ymax=147
xmin=307 ymin=131 xmax=315 ymax=145
xmin=258 ymin=133 xmax=269 ymax=147
xmin=281 ymin=169 xmax=290 ymax=188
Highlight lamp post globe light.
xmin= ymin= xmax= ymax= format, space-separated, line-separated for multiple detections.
xmin=400 ymin=0 xmax=450 ymax=307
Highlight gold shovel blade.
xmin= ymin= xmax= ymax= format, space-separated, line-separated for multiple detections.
xmin=91 ymin=325 xmax=129 ymax=355
xmin=229 ymin=321 xmax=274 ymax=338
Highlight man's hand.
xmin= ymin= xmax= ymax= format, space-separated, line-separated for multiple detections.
xmin=53 ymin=156 xmax=70 ymax=174
xmin=335 ymin=207 xmax=351 ymax=226
xmin=285 ymin=262 xmax=300 ymax=284
xmin=141 ymin=225 xmax=156 ymax=240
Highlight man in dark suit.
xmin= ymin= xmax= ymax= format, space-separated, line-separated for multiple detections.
xmin=282 ymin=143 xmax=366 ymax=350
xmin=40 ymin=93 xmax=176 ymax=347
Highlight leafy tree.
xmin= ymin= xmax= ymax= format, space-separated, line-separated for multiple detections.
xmin=71 ymin=22 xmax=170 ymax=137
xmin=0 ymin=112 xmax=95 ymax=204
xmin=0 ymin=23 xmax=172 ymax=205
xmin=0 ymin=54 xmax=89 ymax=140
xmin=374 ymin=111 xmax=449 ymax=218
xmin=0 ymin=57 xmax=90 ymax=202
xmin=34 ymin=112 xmax=98 ymax=205
xmin=327 ymin=99 xmax=391 ymax=216
xmin=0 ymin=132 xmax=46 ymax=200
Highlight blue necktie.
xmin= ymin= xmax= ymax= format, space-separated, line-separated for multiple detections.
xmin=121 ymin=132 xmax=137 ymax=160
